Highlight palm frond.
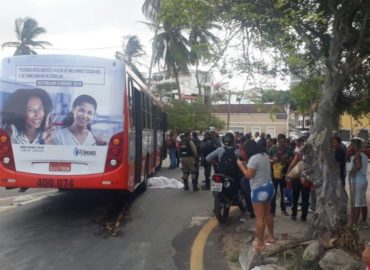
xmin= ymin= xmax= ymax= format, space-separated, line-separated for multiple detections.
xmin=142 ymin=0 xmax=161 ymax=22
xmin=1 ymin=42 xmax=20 ymax=49
xmin=28 ymin=40 xmax=52 ymax=48
xmin=5 ymin=17 xmax=50 ymax=55
xmin=27 ymin=27 xmax=47 ymax=40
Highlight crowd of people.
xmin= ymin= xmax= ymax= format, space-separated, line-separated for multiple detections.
xmin=166 ymin=129 xmax=369 ymax=252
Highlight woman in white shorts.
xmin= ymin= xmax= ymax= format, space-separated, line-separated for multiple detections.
xmin=237 ymin=140 xmax=275 ymax=252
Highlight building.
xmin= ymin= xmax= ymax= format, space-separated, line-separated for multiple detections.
xmin=340 ymin=113 xmax=370 ymax=140
xmin=151 ymin=70 xmax=213 ymax=102
xmin=212 ymin=104 xmax=288 ymax=137
xmin=293 ymin=113 xmax=311 ymax=131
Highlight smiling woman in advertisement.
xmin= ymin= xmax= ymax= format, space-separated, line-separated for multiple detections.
xmin=2 ymin=88 xmax=55 ymax=144
xmin=55 ymin=94 xmax=106 ymax=146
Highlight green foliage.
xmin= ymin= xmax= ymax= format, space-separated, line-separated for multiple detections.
xmin=290 ymin=77 xmax=322 ymax=115
xmin=151 ymin=0 xmax=220 ymax=98
xmin=209 ymin=0 xmax=369 ymax=116
xmin=142 ymin=0 xmax=162 ymax=22
xmin=159 ymin=0 xmax=217 ymax=29
xmin=115 ymin=35 xmax=146 ymax=81
xmin=164 ymin=99 xmax=225 ymax=132
xmin=259 ymin=89 xmax=292 ymax=105
xmin=2 ymin=17 xmax=51 ymax=55
xmin=157 ymin=0 xmax=369 ymax=118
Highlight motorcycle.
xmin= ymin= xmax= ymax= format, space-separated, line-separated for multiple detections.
xmin=211 ymin=174 xmax=247 ymax=223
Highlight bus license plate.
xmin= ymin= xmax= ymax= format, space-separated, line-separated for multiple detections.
xmin=49 ymin=162 xmax=71 ymax=172
xmin=211 ymin=182 xmax=223 ymax=192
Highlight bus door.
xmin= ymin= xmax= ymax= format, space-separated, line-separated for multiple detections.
xmin=152 ymin=105 xmax=158 ymax=170
xmin=133 ymin=87 xmax=143 ymax=185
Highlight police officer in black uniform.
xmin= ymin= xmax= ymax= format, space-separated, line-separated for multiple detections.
xmin=192 ymin=131 xmax=201 ymax=185
xmin=179 ymin=131 xmax=199 ymax=191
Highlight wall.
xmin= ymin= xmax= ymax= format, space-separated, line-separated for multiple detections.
xmin=340 ymin=113 xmax=370 ymax=139
xmin=213 ymin=112 xmax=287 ymax=137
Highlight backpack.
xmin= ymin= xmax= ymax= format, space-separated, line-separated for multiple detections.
xmin=218 ymin=147 xmax=239 ymax=178
xmin=179 ymin=139 xmax=193 ymax=157
xmin=192 ymin=137 xmax=201 ymax=155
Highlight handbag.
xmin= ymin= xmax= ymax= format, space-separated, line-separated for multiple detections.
xmin=286 ymin=161 xmax=304 ymax=180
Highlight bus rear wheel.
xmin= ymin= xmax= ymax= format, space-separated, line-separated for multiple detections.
xmin=137 ymin=161 xmax=149 ymax=193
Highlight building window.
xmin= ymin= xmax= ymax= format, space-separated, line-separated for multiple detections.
xmin=266 ymin=127 xmax=276 ymax=138
xmin=230 ymin=127 xmax=245 ymax=134
xmin=305 ymin=119 xmax=310 ymax=127
xmin=252 ymin=127 xmax=261 ymax=136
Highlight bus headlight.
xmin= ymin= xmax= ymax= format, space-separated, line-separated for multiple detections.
xmin=110 ymin=159 xmax=117 ymax=166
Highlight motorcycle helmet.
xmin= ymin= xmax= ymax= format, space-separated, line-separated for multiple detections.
xmin=222 ymin=132 xmax=235 ymax=146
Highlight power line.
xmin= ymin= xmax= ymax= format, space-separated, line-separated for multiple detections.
xmin=43 ymin=46 xmax=122 ymax=51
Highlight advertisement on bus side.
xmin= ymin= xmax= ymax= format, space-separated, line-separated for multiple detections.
xmin=0 ymin=55 xmax=124 ymax=175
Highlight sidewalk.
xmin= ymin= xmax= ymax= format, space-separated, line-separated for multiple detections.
xmin=220 ymin=163 xmax=370 ymax=270
xmin=220 ymin=209 xmax=310 ymax=270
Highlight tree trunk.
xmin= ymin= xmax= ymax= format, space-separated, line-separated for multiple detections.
xmin=171 ymin=62 xmax=181 ymax=99
xmin=303 ymin=71 xmax=348 ymax=238
xmin=147 ymin=23 xmax=160 ymax=91
xmin=195 ymin=62 xmax=202 ymax=96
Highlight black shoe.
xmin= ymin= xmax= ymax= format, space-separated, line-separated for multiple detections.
xmin=184 ymin=186 xmax=189 ymax=191
xmin=301 ymin=216 xmax=307 ymax=222
xmin=193 ymin=186 xmax=199 ymax=192
xmin=201 ymin=185 xmax=210 ymax=190
xmin=249 ymin=213 xmax=255 ymax=219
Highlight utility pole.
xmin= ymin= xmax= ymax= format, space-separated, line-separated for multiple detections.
xmin=284 ymin=103 xmax=290 ymax=137
xmin=227 ymin=90 xmax=231 ymax=130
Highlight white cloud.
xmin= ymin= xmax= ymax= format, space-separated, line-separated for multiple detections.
xmin=0 ymin=0 xmax=153 ymax=60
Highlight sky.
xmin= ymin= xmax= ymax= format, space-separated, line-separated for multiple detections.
xmin=0 ymin=0 xmax=289 ymax=92
xmin=0 ymin=0 xmax=152 ymax=60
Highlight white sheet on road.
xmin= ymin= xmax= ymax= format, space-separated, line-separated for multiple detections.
xmin=147 ymin=177 xmax=184 ymax=189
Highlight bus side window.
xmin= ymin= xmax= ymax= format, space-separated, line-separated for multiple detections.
xmin=141 ymin=93 xmax=146 ymax=129
xmin=128 ymin=77 xmax=135 ymax=128
xmin=148 ymin=100 xmax=153 ymax=129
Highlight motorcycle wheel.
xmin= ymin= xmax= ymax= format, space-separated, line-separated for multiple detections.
xmin=214 ymin=195 xmax=230 ymax=223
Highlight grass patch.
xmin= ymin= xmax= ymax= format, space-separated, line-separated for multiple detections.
xmin=228 ymin=250 xmax=240 ymax=264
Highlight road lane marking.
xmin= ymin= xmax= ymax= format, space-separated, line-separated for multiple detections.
xmin=190 ymin=207 xmax=238 ymax=270
xmin=190 ymin=217 xmax=218 ymax=270
xmin=0 ymin=205 xmax=17 ymax=213
xmin=190 ymin=216 xmax=211 ymax=227
xmin=0 ymin=190 xmax=60 ymax=214
xmin=0 ymin=190 xmax=57 ymax=202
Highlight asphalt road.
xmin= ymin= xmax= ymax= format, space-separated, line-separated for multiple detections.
xmin=0 ymin=161 xmax=229 ymax=270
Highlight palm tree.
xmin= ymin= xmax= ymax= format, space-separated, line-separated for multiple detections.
xmin=115 ymin=35 xmax=145 ymax=67
xmin=2 ymin=17 xmax=51 ymax=55
xmin=115 ymin=35 xmax=146 ymax=81
xmin=142 ymin=0 xmax=161 ymax=22
xmin=142 ymin=0 xmax=162 ymax=90
xmin=153 ymin=21 xmax=191 ymax=98
xmin=189 ymin=24 xmax=220 ymax=96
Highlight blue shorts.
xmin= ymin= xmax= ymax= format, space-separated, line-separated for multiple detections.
xmin=251 ymin=181 xmax=275 ymax=203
